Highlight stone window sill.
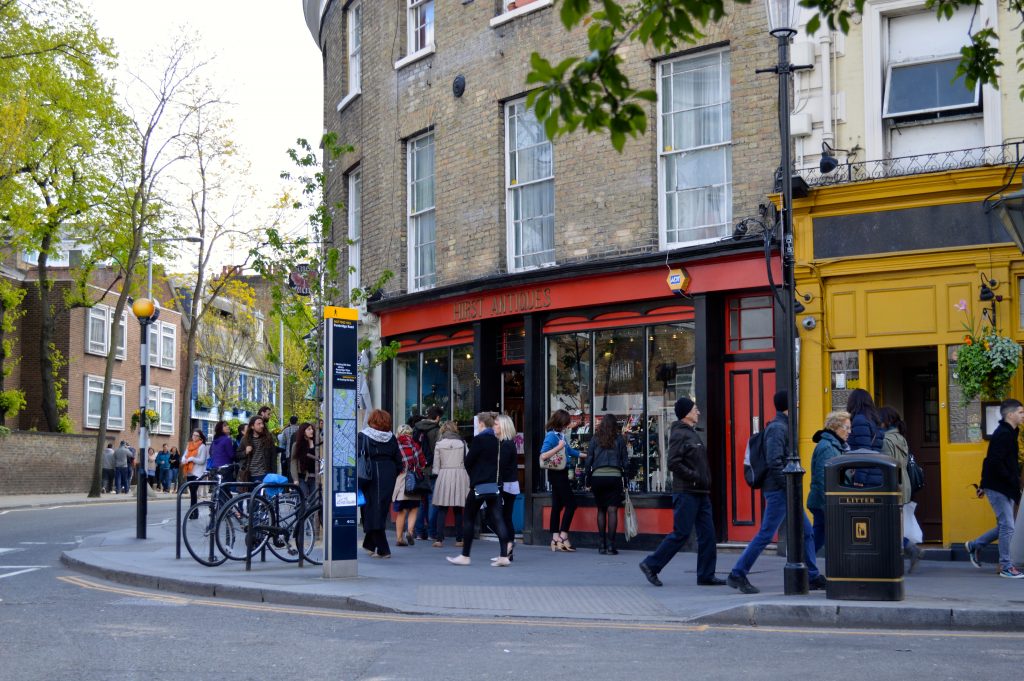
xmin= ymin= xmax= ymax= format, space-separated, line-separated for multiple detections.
xmin=394 ymin=45 xmax=436 ymax=71
xmin=489 ymin=0 xmax=554 ymax=28
xmin=337 ymin=90 xmax=361 ymax=113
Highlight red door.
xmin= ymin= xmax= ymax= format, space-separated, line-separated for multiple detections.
xmin=724 ymin=361 xmax=775 ymax=542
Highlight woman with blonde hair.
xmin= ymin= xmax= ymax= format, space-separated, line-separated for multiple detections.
xmin=393 ymin=424 xmax=427 ymax=546
xmin=431 ymin=420 xmax=470 ymax=548
xmin=494 ymin=415 xmax=520 ymax=561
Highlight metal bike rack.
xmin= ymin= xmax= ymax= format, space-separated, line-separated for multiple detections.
xmin=245 ymin=481 xmax=306 ymax=572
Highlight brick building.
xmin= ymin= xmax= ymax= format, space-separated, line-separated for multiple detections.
xmin=1 ymin=248 xmax=186 ymax=451
xmin=304 ymin=1 xmax=790 ymax=545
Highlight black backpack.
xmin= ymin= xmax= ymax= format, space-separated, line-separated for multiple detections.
xmin=743 ymin=428 xmax=770 ymax=489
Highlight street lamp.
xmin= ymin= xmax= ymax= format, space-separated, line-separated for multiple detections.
xmin=987 ymin=178 xmax=1024 ymax=252
xmin=134 ymin=235 xmax=202 ymax=539
xmin=762 ymin=0 xmax=811 ymax=595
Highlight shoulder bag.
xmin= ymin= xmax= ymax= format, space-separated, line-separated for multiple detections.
xmin=539 ymin=434 xmax=567 ymax=470
xmin=474 ymin=443 xmax=501 ymax=498
xmin=356 ymin=435 xmax=374 ymax=485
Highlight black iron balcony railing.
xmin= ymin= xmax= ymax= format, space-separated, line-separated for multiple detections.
xmin=798 ymin=141 xmax=1024 ymax=188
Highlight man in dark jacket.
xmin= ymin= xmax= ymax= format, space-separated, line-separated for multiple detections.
xmin=639 ymin=397 xmax=723 ymax=587
xmin=413 ymin=405 xmax=443 ymax=540
xmin=965 ymin=398 xmax=1024 ymax=578
xmin=727 ymin=390 xmax=827 ymax=594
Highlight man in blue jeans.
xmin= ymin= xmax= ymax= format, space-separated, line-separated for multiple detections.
xmin=727 ymin=390 xmax=827 ymax=594
xmin=965 ymin=398 xmax=1024 ymax=579
xmin=638 ymin=396 xmax=724 ymax=587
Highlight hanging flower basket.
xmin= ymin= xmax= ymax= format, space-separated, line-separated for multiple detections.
xmin=130 ymin=408 xmax=160 ymax=432
xmin=953 ymin=300 xmax=1021 ymax=403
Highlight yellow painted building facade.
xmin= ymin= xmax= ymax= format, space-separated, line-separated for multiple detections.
xmin=792 ymin=165 xmax=1024 ymax=547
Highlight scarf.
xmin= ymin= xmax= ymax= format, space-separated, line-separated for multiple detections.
xmin=361 ymin=426 xmax=394 ymax=443
xmin=183 ymin=440 xmax=200 ymax=476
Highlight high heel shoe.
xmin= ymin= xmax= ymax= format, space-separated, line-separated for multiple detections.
xmin=508 ymin=542 xmax=515 ymax=562
xmin=607 ymin=544 xmax=619 ymax=555
xmin=550 ymin=539 xmax=563 ymax=551
xmin=559 ymin=537 xmax=576 ymax=552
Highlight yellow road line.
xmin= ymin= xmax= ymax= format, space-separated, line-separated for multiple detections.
xmin=57 ymin=575 xmax=1024 ymax=639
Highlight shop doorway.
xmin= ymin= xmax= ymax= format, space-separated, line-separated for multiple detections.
xmin=873 ymin=347 xmax=942 ymax=542
xmin=724 ymin=360 xmax=775 ymax=542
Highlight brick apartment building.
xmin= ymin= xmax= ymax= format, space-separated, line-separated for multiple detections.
xmin=304 ymin=1 xmax=789 ymax=545
xmin=2 ymin=248 xmax=186 ymax=450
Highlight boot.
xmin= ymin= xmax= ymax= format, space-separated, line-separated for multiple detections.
xmin=598 ymin=534 xmax=608 ymax=555
xmin=607 ymin=541 xmax=619 ymax=555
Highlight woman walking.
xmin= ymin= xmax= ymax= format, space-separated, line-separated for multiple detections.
xmin=182 ymin=431 xmax=209 ymax=512
xmin=540 ymin=409 xmax=584 ymax=552
xmin=431 ymin=421 xmax=469 ymax=548
xmin=585 ymin=414 xmax=628 ymax=554
xmin=359 ymin=409 xmax=402 ymax=559
xmin=292 ymin=422 xmax=319 ymax=504
xmin=393 ymin=424 xmax=427 ymax=546
xmin=846 ymin=388 xmax=883 ymax=452
xmin=447 ymin=412 xmax=513 ymax=566
xmin=495 ymin=415 xmax=520 ymax=561
xmin=879 ymin=406 xmax=921 ymax=571
xmin=807 ymin=411 xmax=851 ymax=552
xmin=240 ymin=416 xmax=275 ymax=484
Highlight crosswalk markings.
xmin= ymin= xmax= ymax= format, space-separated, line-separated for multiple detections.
xmin=0 ymin=566 xmax=48 ymax=579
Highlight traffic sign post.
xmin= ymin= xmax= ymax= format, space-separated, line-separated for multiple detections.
xmin=322 ymin=306 xmax=359 ymax=577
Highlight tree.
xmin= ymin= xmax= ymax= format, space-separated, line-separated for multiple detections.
xmin=527 ymin=0 xmax=1023 ymax=151
xmin=0 ymin=278 xmax=26 ymax=430
xmin=0 ymin=0 xmax=124 ymax=432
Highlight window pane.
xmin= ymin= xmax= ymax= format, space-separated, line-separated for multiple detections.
xmin=161 ymin=392 xmax=174 ymax=435
xmin=451 ymin=344 xmax=476 ymax=440
xmin=88 ymin=309 xmax=107 ymax=353
xmin=395 ymin=354 xmax=420 ymax=426
xmin=886 ymin=58 xmax=975 ymax=116
xmin=149 ymin=325 xmax=159 ymax=365
xmin=161 ymin=326 xmax=175 ymax=368
xmin=87 ymin=383 xmax=102 ymax=426
xmin=545 ymin=332 xmax=591 ymax=493
xmin=647 ymin=322 xmax=696 ymax=492
xmin=421 ymin=348 xmax=449 ymax=420
xmin=109 ymin=383 xmax=124 ymax=427
xmin=594 ymin=327 xmax=645 ymax=491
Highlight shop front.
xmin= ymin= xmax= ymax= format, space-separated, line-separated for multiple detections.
xmin=372 ymin=247 xmax=781 ymax=546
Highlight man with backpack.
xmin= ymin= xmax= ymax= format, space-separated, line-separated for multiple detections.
xmin=727 ymin=390 xmax=827 ymax=594
xmin=638 ymin=397 xmax=723 ymax=587
xmin=412 ymin=406 xmax=442 ymax=541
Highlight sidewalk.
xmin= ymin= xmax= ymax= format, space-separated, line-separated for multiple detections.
xmin=60 ymin=509 xmax=1024 ymax=631
xmin=0 ymin=490 xmax=169 ymax=511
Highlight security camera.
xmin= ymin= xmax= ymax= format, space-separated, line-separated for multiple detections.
xmin=802 ymin=316 xmax=817 ymax=330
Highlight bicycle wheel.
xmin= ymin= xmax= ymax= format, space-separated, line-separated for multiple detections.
xmin=265 ymin=494 xmax=303 ymax=563
xmin=297 ymin=504 xmax=323 ymax=566
xmin=215 ymin=493 xmax=268 ymax=560
xmin=181 ymin=500 xmax=226 ymax=567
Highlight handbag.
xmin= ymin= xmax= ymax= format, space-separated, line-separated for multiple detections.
xmin=474 ymin=442 xmax=502 ymax=498
xmin=356 ymin=435 xmax=374 ymax=485
xmin=539 ymin=435 xmax=567 ymax=470
xmin=404 ymin=468 xmax=433 ymax=495
xmin=906 ymin=452 xmax=925 ymax=494
xmin=623 ymin=482 xmax=638 ymax=541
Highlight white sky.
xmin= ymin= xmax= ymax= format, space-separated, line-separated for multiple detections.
xmin=85 ymin=0 xmax=324 ymax=268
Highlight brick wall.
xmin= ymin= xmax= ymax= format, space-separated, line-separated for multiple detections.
xmin=0 ymin=430 xmax=99 ymax=494
xmin=320 ymin=2 xmax=780 ymax=299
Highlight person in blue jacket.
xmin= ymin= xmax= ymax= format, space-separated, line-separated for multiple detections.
xmin=807 ymin=411 xmax=851 ymax=552
xmin=845 ymin=388 xmax=882 ymax=452
xmin=540 ymin=409 xmax=584 ymax=552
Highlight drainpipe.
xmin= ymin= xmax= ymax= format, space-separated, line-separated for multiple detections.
xmin=819 ymin=29 xmax=834 ymax=146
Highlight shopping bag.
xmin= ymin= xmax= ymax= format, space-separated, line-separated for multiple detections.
xmin=623 ymin=485 xmax=638 ymax=541
xmin=903 ymin=501 xmax=924 ymax=545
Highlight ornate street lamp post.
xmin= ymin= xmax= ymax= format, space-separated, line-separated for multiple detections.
xmin=762 ymin=0 xmax=810 ymax=595
xmin=132 ymin=297 xmax=159 ymax=539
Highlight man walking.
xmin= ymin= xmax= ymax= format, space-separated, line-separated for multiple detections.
xmin=113 ymin=441 xmax=132 ymax=494
xmin=414 ymin=406 xmax=442 ymax=541
xmin=965 ymin=398 xmax=1024 ymax=579
xmin=638 ymin=397 xmax=724 ymax=587
xmin=727 ymin=390 xmax=827 ymax=594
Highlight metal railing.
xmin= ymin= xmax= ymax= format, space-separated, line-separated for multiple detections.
xmin=798 ymin=141 xmax=1024 ymax=188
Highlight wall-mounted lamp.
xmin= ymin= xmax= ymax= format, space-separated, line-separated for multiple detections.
xmin=979 ymin=272 xmax=1002 ymax=327
xmin=985 ymin=176 xmax=1024 ymax=252
xmin=819 ymin=141 xmax=860 ymax=175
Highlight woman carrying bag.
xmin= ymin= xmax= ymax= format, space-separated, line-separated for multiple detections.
xmin=585 ymin=414 xmax=628 ymax=555
xmin=431 ymin=421 xmax=470 ymax=548
xmin=446 ymin=412 xmax=513 ymax=567
xmin=540 ymin=409 xmax=584 ymax=552
xmin=358 ymin=409 xmax=402 ymax=559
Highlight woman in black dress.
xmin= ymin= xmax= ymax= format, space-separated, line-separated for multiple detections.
xmin=358 ymin=409 xmax=402 ymax=558
xmin=586 ymin=414 xmax=628 ymax=554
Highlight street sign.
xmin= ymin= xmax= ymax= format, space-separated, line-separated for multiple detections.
xmin=322 ymin=305 xmax=358 ymax=577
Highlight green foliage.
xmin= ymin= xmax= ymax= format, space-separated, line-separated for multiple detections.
xmin=953 ymin=302 xmax=1022 ymax=403
xmin=529 ymin=0 xmax=1022 ymax=147
xmin=0 ymin=388 xmax=26 ymax=418
xmin=130 ymin=408 xmax=160 ymax=432
xmin=56 ymin=414 xmax=74 ymax=433
xmin=194 ymin=393 xmax=215 ymax=410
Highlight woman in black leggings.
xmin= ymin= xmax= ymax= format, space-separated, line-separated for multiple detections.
xmin=495 ymin=415 xmax=520 ymax=561
xmin=446 ymin=412 xmax=513 ymax=567
xmin=541 ymin=409 xmax=584 ymax=551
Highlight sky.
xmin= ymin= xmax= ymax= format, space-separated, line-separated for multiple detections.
xmin=84 ymin=0 xmax=324 ymax=268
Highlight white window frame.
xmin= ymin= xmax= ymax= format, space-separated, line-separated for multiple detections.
xmin=407 ymin=0 xmax=434 ymax=56
xmin=337 ymin=1 xmax=362 ymax=112
xmin=407 ymin=131 xmax=436 ymax=292
xmin=159 ymin=322 xmax=176 ymax=369
xmin=85 ymin=375 xmax=125 ymax=430
xmin=491 ymin=0 xmax=554 ymax=27
xmin=882 ymin=55 xmax=980 ymax=118
xmin=348 ymin=168 xmax=362 ymax=300
xmin=861 ymin=0 xmax=999 ymax=161
xmin=656 ymin=48 xmax=732 ymax=250
xmin=147 ymin=386 xmax=175 ymax=436
xmin=505 ymin=99 xmax=556 ymax=272
xmin=86 ymin=305 xmax=126 ymax=360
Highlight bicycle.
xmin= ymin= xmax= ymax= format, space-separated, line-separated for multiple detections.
xmin=295 ymin=489 xmax=323 ymax=566
xmin=181 ymin=464 xmax=245 ymax=567
xmin=215 ymin=483 xmax=308 ymax=563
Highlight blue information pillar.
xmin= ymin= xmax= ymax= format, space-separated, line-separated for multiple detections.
xmin=323 ymin=306 xmax=359 ymax=577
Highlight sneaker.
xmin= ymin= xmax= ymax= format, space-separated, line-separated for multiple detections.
xmin=965 ymin=541 xmax=981 ymax=568
xmin=639 ymin=562 xmax=663 ymax=587
xmin=809 ymin=575 xmax=828 ymax=590
xmin=727 ymin=573 xmax=760 ymax=594
xmin=999 ymin=565 xmax=1024 ymax=579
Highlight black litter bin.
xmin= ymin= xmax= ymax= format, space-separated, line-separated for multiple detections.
xmin=824 ymin=452 xmax=904 ymax=601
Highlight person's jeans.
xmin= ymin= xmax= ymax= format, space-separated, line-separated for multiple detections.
xmin=102 ymin=469 xmax=115 ymax=493
xmin=642 ymin=492 xmax=717 ymax=582
xmin=433 ymin=505 xmax=464 ymax=541
xmin=730 ymin=489 xmax=820 ymax=580
xmin=414 ymin=490 xmax=437 ymax=538
xmin=973 ymin=489 xmax=1017 ymax=569
xmin=810 ymin=507 xmax=826 ymax=554
xmin=159 ymin=468 xmax=172 ymax=491
xmin=115 ymin=467 xmax=130 ymax=493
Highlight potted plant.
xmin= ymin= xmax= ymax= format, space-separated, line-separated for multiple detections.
xmin=952 ymin=300 xmax=1022 ymax=403
xmin=130 ymin=408 xmax=160 ymax=432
